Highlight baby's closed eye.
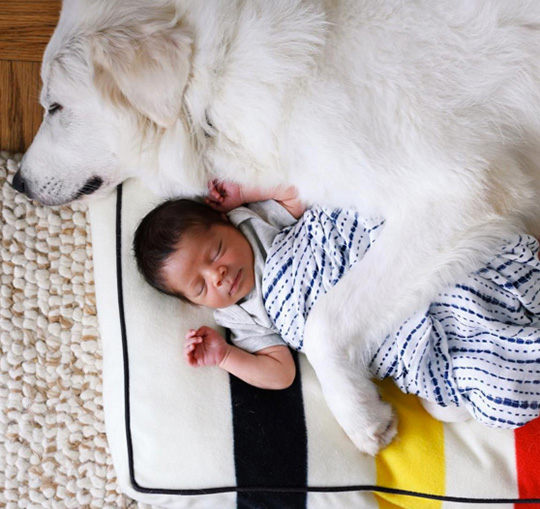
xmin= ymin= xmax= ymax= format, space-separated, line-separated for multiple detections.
xmin=195 ymin=280 xmax=206 ymax=296
xmin=212 ymin=240 xmax=223 ymax=261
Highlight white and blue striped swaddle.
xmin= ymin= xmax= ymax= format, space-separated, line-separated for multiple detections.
xmin=262 ymin=207 xmax=540 ymax=429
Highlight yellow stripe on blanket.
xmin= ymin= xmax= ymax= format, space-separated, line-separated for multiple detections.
xmin=375 ymin=379 xmax=445 ymax=509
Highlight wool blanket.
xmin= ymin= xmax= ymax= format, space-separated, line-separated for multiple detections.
xmin=89 ymin=178 xmax=540 ymax=509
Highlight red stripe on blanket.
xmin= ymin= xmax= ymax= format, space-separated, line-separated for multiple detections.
xmin=514 ymin=416 xmax=540 ymax=509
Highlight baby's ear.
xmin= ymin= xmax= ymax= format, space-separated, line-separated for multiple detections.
xmin=91 ymin=19 xmax=192 ymax=127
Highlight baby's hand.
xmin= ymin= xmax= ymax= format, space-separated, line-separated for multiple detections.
xmin=205 ymin=179 xmax=245 ymax=212
xmin=184 ymin=326 xmax=230 ymax=367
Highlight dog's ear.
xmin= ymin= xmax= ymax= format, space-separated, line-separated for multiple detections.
xmin=91 ymin=22 xmax=192 ymax=128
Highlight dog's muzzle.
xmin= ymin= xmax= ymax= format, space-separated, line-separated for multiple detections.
xmin=10 ymin=170 xmax=104 ymax=203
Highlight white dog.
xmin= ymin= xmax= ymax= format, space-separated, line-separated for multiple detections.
xmin=15 ymin=0 xmax=540 ymax=454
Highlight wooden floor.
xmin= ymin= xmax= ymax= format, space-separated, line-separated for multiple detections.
xmin=0 ymin=1 xmax=61 ymax=152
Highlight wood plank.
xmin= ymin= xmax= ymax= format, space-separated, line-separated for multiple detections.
xmin=0 ymin=0 xmax=61 ymax=62
xmin=0 ymin=60 xmax=43 ymax=152
xmin=0 ymin=1 xmax=61 ymax=150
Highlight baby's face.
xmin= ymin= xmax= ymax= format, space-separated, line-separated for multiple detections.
xmin=162 ymin=223 xmax=255 ymax=308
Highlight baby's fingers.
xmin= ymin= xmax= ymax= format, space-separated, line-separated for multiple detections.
xmin=184 ymin=343 xmax=201 ymax=366
xmin=183 ymin=346 xmax=195 ymax=365
xmin=185 ymin=329 xmax=199 ymax=340
xmin=204 ymin=197 xmax=225 ymax=213
xmin=207 ymin=180 xmax=224 ymax=198
xmin=208 ymin=187 xmax=223 ymax=201
xmin=184 ymin=336 xmax=202 ymax=355
xmin=185 ymin=335 xmax=203 ymax=348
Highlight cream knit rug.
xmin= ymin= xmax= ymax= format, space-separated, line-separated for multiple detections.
xmin=0 ymin=152 xmax=151 ymax=509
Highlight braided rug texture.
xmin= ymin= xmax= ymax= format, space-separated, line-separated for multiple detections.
xmin=0 ymin=152 xmax=151 ymax=509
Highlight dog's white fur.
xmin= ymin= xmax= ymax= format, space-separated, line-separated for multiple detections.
xmin=20 ymin=0 xmax=540 ymax=454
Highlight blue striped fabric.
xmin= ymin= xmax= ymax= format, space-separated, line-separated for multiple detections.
xmin=371 ymin=234 xmax=540 ymax=429
xmin=263 ymin=206 xmax=540 ymax=429
xmin=262 ymin=207 xmax=385 ymax=351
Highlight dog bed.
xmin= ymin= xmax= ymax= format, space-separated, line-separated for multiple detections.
xmin=88 ymin=178 xmax=540 ymax=508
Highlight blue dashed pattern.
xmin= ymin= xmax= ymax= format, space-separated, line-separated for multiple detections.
xmin=370 ymin=234 xmax=540 ymax=429
xmin=262 ymin=207 xmax=385 ymax=351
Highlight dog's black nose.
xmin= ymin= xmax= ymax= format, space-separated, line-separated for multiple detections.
xmin=11 ymin=170 xmax=27 ymax=194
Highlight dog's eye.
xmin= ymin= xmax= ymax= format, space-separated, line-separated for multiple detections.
xmin=203 ymin=110 xmax=215 ymax=138
xmin=205 ymin=112 xmax=214 ymax=129
xmin=47 ymin=103 xmax=63 ymax=115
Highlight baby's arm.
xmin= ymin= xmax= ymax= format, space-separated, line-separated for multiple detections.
xmin=206 ymin=179 xmax=305 ymax=219
xmin=184 ymin=326 xmax=296 ymax=390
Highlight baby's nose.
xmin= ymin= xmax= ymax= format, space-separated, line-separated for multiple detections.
xmin=213 ymin=266 xmax=226 ymax=287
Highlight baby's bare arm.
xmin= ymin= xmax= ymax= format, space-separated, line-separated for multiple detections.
xmin=206 ymin=180 xmax=305 ymax=218
xmin=270 ymin=186 xmax=305 ymax=219
xmin=220 ymin=344 xmax=296 ymax=390
xmin=185 ymin=326 xmax=296 ymax=390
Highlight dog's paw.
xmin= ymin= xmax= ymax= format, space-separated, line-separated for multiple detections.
xmin=347 ymin=401 xmax=398 ymax=456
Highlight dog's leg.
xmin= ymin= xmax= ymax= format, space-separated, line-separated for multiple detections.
xmin=303 ymin=316 xmax=397 ymax=455
xmin=301 ymin=229 xmax=432 ymax=454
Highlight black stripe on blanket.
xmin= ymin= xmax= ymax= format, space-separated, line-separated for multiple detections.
xmin=229 ymin=341 xmax=308 ymax=509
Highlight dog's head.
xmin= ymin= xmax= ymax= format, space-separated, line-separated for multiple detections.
xmin=13 ymin=0 xmax=192 ymax=206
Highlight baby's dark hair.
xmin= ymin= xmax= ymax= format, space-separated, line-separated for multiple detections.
xmin=133 ymin=199 xmax=229 ymax=302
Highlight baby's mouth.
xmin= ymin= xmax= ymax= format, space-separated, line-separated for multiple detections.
xmin=229 ymin=270 xmax=242 ymax=296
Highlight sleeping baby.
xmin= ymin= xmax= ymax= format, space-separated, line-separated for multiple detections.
xmin=133 ymin=180 xmax=540 ymax=436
